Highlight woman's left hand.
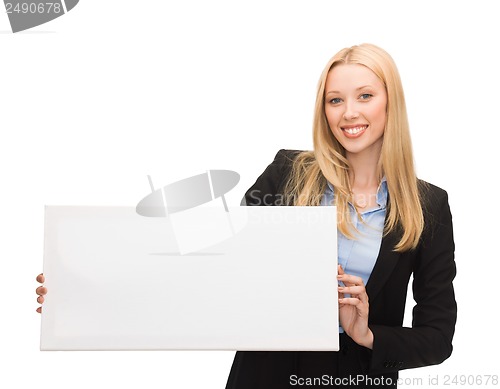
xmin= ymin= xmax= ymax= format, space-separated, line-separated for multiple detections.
xmin=338 ymin=265 xmax=373 ymax=349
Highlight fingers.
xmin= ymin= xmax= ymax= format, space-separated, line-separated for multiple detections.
xmin=337 ymin=272 xmax=368 ymax=304
xmin=337 ymin=265 xmax=346 ymax=288
xmin=36 ymin=273 xmax=47 ymax=296
xmin=339 ymin=291 xmax=368 ymax=304
xmin=337 ymin=272 xmax=363 ymax=287
xmin=338 ymin=297 xmax=365 ymax=306
xmin=338 ymin=296 xmax=369 ymax=319
xmin=36 ymin=273 xmax=46 ymax=314
xmin=338 ymin=285 xmax=365 ymax=295
xmin=36 ymin=286 xmax=47 ymax=296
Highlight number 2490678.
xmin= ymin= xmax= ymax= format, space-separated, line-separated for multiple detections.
xmin=5 ymin=3 xmax=62 ymax=14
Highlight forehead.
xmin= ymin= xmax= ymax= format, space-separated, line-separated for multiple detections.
xmin=325 ymin=64 xmax=384 ymax=91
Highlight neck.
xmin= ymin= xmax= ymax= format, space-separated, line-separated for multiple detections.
xmin=346 ymin=145 xmax=382 ymax=190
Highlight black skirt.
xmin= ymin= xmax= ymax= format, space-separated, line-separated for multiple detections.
xmin=225 ymin=334 xmax=398 ymax=389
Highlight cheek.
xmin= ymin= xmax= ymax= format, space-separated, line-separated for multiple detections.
xmin=325 ymin=108 xmax=341 ymax=129
xmin=369 ymin=100 xmax=387 ymax=127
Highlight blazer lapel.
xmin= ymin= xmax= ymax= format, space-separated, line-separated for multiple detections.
xmin=365 ymin=229 xmax=401 ymax=302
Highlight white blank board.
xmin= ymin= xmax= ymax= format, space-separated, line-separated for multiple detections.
xmin=41 ymin=206 xmax=338 ymax=351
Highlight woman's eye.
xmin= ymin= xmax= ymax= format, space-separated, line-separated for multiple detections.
xmin=330 ymin=97 xmax=342 ymax=104
xmin=360 ymin=93 xmax=373 ymax=100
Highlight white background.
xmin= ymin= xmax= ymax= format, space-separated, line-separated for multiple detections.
xmin=1 ymin=1 xmax=498 ymax=388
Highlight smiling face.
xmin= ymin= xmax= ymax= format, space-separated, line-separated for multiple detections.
xmin=324 ymin=64 xmax=387 ymax=159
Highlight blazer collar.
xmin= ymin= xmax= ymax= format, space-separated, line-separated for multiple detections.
xmin=365 ymin=229 xmax=401 ymax=301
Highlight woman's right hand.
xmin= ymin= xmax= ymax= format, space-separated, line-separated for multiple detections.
xmin=36 ymin=273 xmax=46 ymax=313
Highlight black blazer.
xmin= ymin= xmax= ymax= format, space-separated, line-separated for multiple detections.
xmin=226 ymin=149 xmax=456 ymax=388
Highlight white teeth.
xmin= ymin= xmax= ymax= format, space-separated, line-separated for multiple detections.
xmin=343 ymin=125 xmax=367 ymax=135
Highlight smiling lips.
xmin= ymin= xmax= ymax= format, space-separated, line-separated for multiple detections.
xmin=341 ymin=124 xmax=368 ymax=138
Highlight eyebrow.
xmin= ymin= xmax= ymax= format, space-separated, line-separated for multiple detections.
xmin=325 ymin=85 xmax=373 ymax=95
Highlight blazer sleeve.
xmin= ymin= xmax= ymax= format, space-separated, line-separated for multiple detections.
xmin=368 ymin=186 xmax=457 ymax=374
xmin=242 ymin=149 xmax=301 ymax=206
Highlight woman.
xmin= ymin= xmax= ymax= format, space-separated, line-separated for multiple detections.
xmin=37 ymin=44 xmax=456 ymax=388
xmin=224 ymin=44 xmax=456 ymax=388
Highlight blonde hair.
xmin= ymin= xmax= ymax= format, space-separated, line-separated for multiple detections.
xmin=284 ymin=43 xmax=424 ymax=252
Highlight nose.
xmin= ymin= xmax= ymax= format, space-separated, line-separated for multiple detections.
xmin=343 ymin=101 xmax=359 ymax=120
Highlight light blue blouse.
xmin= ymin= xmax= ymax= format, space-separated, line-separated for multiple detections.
xmin=321 ymin=178 xmax=388 ymax=332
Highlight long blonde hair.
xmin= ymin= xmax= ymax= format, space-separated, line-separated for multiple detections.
xmin=284 ymin=43 xmax=424 ymax=252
